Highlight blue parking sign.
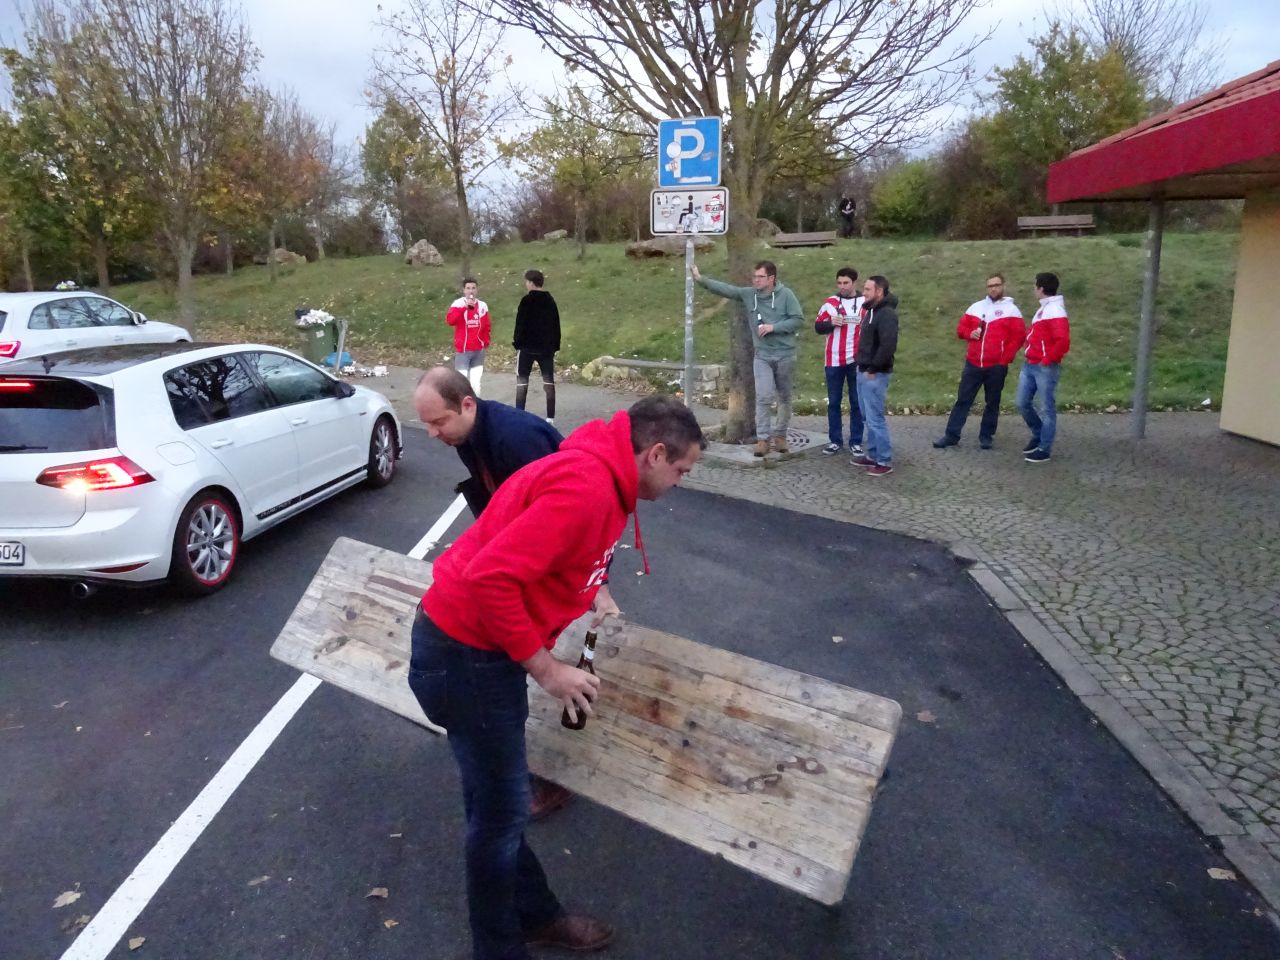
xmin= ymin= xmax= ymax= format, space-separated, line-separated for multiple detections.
xmin=658 ymin=117 xmax=721 ymax=188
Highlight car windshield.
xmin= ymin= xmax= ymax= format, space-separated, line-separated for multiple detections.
xmin=0 ymin=377 xmax=115 ymax=453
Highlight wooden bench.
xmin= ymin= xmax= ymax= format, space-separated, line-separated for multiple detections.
xmin=770 ymin=230 xmax=838 ymax=248
xmin=270 ymin=537 xmax=901 ymax=906
xmin=1017 ymin=214 xmax=1096 ymax=236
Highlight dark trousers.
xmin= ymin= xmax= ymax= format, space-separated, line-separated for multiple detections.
xmin=824 ymin=363 xmax=863 ymax=447
xmin=409 ymin=611 xmax=562 ymax=960
xmin=515 ymin=350 xmax=556 ymax=419
xmin=943 ymin=362 xmax=1009 ymax=443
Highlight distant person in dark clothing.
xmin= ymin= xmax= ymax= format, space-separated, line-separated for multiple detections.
xmin=513 ymin=269 xmax=561 ymax=424
xmin=838 ymin=195 xmax=856 ymax=238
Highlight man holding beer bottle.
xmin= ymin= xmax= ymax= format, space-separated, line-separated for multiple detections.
xmin=933 ymin=273 xmax=1026 ymax=450
xmin=408 ymin=395 xmax=705 ymax=959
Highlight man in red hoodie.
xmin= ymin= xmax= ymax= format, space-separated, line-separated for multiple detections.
xmin=933 ymin=273 xmax=1026 ymax=450
xmin=409 ymin=395 xmax=705 ymax=959
xmin=1017 ymin=272 xmax=1071 ymax=463
xmin=447 ymin=277 xmax=492 ymax=394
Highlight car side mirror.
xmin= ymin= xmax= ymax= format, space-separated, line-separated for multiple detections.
xmin=334 ymin=380 xmax=356 ymax=399
xmin=132 ymin=311 xmax=148 ymax=326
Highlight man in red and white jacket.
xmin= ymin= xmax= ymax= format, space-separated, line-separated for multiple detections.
xmin=934 ymin=273 xmax=1026 ymax=450
xmin=814 ymin=266 xmax=865 ymax=455
xmin=446 ymin=277 xmax=491 ymax=394
xmin=1017 ymin=272 xmax=1071 ymax=463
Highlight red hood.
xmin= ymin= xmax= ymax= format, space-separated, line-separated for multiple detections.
xmin=559 ymin=410 xmax=639 ymax=516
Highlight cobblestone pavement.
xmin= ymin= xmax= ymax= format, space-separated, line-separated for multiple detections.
xmin=685 ymin=409 xmax=1280 ymax=890
xmin=374 ymin=365 xmax=1280 ymax=902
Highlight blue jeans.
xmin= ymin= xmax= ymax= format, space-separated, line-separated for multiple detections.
xmin=824 ymin=364 xmax=863 ymax=447
xmin=1016 ymin=363 xmax=1061 ymax=453
xmin=856 ymin=370 xmax=892 ymax=465
xmin=753 ymin=355 xmax=795 ymax=440
xmin=409 ymin=611 xmax=562 ymax=960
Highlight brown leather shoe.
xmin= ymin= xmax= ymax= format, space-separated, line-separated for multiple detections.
xmin=752 ymin=439 xmax=769 ymax=457
xmin=525 ymin=913 xmax=615 ymax=951
xmin=529 ymin=777 xmax=573 ymax=821
xmin=771 ymin=436 xmax=789 ymax=453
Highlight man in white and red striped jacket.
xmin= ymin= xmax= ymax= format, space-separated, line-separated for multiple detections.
xmin=814 ymin=266 xmax=865 ymax=456
xmin=934 ymin=273 xmax=1027 ymax=450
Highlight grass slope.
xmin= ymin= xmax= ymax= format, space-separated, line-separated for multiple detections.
xmin=119 ymin=231 xmax=1238 ymax=413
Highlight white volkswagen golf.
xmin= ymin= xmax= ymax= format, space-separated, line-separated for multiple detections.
xmin=0 ymin=291 xmax=191 ymax=359
xmin=0 ymin=342 xmax=400 ymax=595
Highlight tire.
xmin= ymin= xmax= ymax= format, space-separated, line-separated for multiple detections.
xmin=170 ymin=490 xmax=240 ymax=596
xmin=366 ymin=415 xmax=398 ymax=488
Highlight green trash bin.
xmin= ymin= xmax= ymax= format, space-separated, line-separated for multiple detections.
xmin=295 ymin=310 xmax=338 ymax=365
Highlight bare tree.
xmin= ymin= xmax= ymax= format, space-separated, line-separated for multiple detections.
xmin=476 ymin=0 xmax=984 ymax=440
xmin=1066 ymin=0 xmax=1221 ymax=104
xmin=370 ymin=0 xmax=520 ymax=278
xmin=76 ymin=0 xmax=257 ymax=332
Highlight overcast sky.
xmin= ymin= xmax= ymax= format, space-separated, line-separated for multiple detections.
xmin=0 ymin=0 xmax=1274 ymax=167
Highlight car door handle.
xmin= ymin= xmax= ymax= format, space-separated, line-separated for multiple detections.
xmin=209 ymin=438 xmax=234 ymax=449
xmin=289 ymin=417 xmax=308 ymax=426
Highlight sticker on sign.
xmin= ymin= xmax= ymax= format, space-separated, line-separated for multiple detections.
xmin=650 ymin=189 xmax=729 ymax=236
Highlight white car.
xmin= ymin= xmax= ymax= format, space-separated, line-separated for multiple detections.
xmin=0 ymin=342 xmax=400 ymax=595
xmin=0 ymin=291 xmax=191 ymax=360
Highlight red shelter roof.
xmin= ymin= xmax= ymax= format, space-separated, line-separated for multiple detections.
xmin=1048 ymin=60 xmax=1280 ymax=203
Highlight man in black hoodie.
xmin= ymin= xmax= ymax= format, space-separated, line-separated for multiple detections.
xmin=851 ymin=275 xmax=899 ymax=476
xmin=512 ymin=269 xmax=562 ymax=423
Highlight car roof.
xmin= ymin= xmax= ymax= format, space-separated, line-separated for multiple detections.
xmin=0 ymin=291 xmax=112 ymax=306
xmin=0 ymin=342 xmax=288 ymax=377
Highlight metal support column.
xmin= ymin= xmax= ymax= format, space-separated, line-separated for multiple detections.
xmin=683 ymin=237 xmax=695 ymax=406
xmin=1132 ymin=196 xmax=1165 ymax=438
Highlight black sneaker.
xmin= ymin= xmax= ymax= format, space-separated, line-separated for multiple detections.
xmin=1024 ymin=448 xmax=1051 ymax=463
xmin=1022 ymin=439 xmax=1040 ymax=454
xmin=821 ymin=442 xmax=841 ymax=456
xmin=850 ymin=443 xmax=864 ymax=457
xmin=979 ymin=437 xmax=993 ymax=450
xmin=932 ymin=436 xmax=958 ymax=448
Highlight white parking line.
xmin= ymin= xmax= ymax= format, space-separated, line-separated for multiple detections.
xmin=59 ymin=496 xmax=468 ymax=959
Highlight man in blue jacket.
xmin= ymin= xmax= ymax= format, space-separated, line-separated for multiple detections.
xmin=413 ymin=366 xmax=618 ymax=818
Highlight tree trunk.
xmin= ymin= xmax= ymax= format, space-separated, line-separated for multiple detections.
xmin=312 ymin=225 xmax=326 ymax=260
xmin=20 ymin=238 xmax=33 ymax=292
xmin=93 ymin=230 xmax=110 ymax=293
xmin=268 ymin=220 xmax=278 ymax=283
xmin=222 ymin=232 xmax=234 ymax=275
xmin=175 ymin=234 xmax=198 ymax=337
xmin=574 ymin=196 xmax=587 ymax=260
xmin=452 ymin=158 xmax=473 ymax=279
xmin=795 ymin=195 xmax=804 ymax=233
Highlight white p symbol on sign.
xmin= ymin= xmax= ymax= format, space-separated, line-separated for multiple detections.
xmin=666 ymin=128 xmax=705 ymax=179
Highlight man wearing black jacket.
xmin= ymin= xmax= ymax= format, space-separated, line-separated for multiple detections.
xmin=851 ymin=275 xmax=899 ymax=476
xmin=413 ymin=367 xmax=617 ymax=819
xmin=512 ymin=269 xmax=561 ymax=423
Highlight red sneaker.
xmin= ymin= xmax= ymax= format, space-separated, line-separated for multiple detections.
xmin=866 ymin=463 xmax=894 ymax=476
xmin=850 ymin=454 xmax=876 ymax=467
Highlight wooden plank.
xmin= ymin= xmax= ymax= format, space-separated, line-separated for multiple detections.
xmin=271 ymin=536 xmax=901 ymax=905
xmin=770 ymin=230 xmax=838 ymax=248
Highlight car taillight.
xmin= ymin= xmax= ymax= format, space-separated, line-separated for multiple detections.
xmin=0 ymin=341 xmax=20 ymax=358
xmin=36 ymin=456 xmax=155 ymax=492
xmin=0 ymin=378 xmax=34 ymax=391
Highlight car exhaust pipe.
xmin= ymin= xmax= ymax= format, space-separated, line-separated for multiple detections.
xmin=71 ymin=580 xmax=98 ymax=600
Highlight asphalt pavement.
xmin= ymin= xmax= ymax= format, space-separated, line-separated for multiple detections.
xmin=3 ymin=432 xmax=1278 ymax=959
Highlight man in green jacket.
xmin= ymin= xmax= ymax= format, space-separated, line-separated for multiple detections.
xmin=692 ymin=260 xmax=803 ymax=456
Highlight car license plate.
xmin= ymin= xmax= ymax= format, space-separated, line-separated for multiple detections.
xmin=0 ymin=541 xmax=25 ymax=566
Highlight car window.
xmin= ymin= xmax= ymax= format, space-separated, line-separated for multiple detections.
xmin=0 ymin=310 xmax=7 ymax=332
xmin=249 ymin=352 xmax=336 ymax=406
xmin=28 ymin=303 xmax=56 ymax=330
xmin=0 ymin=377 xmax=114 ymax=453
xmin=49 ymin=298 xmax=100 ymax=329
xmin=164 ymin=355 xmax=269 ymax=428
xmin=89 ymin=298 xmax=135 ymax=327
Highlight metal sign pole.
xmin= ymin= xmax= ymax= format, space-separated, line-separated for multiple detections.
xmin=683 ymin=236 xmax=695 ymax=406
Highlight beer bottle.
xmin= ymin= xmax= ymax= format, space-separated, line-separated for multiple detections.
xmin=561 ymin=631 xmax=598 ymax=730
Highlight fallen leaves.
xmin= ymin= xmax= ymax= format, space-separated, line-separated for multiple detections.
xmin=383 ymin=919 xmax=399 ymax=929
xmin=53 ymin=700 xmax=69 ymax=708
xmin=832 ymin=635 xmax=845 ymax=644
xmin=1207 ymin=867 xmax=1236 ymax=881
xmin=388 ymin=832 xmax=403 ymax=839
xmin=52 ymin=889 xmax=83 ymax=909
xmin=247 ymin=876 xmax=271 ymax=887
xmin=128 ymin=936 xmax=146 ymax=950
xmin=916 ymin=710 xmax=937 ymax=724
xmin=61 ymin=913 xmax=91 ymax=934
xmin=366 ymin=887 xmax=389 ymax=899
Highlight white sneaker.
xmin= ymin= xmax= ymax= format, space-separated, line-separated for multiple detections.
xmin=546 ymin=418 xmax=555 ymax=426
xmin=821 ymin=443 xmax=841 ymax=456
xmin=850 ymin=443 xmax=864 ymax=457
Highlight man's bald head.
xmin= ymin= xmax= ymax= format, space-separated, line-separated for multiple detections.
xmin=414 ymin=366 xmax=479 ymax=445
